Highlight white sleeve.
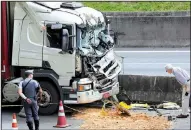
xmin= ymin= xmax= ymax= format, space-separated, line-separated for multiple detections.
xmin=173 ymin=69 xmax=187 ymax=86
xmin=34 ymin=80 xmax=40 ymax=89
xmin=18 ymin=81 xmax=23 ymax=89
xmin=18 ymin=81 xmax=27 ymax=100
xmin=175 ymin=72 xmax=187 ymax=86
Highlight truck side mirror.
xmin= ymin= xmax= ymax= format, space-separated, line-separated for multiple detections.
xmin=61 ymin=29 xmax=69 ymax=52
xmin=106 ymin=19 xmax=111 ymax=35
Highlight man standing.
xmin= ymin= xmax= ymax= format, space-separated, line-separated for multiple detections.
xmin=18 ymin=70 xmax=42 ymax=130
xmin=165 ymin=64 xmax=190 ymax=118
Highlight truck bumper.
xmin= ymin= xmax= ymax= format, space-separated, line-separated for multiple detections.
xmin=77 ymin=82 xmax=119 ymax=104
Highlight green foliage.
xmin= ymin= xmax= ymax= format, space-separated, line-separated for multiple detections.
xmin=83 ymin=2 xmax=190 ymax=12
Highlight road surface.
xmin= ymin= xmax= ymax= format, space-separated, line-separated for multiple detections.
xmin=115 ymin=48 xmax=190 ymax=76
xmin=1 ymin=47 xmax=190 ymax=129
xmin=2 ymin=107 xmax=190 ymax=130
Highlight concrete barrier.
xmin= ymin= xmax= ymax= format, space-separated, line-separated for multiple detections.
xmin=104 ymin=11 xmax=190 ymax=17
xmin=117 ymin=75 xmax=182 ymax=105
xmin=103 ymin=11 xmax=190 ymax=48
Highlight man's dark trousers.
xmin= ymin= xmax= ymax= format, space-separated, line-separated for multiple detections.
xmin=24 ymin=98 xmax=39 ymax=130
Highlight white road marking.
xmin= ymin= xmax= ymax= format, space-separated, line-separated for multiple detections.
xmin=115 ymin=51 xmax=190 ymax=53
xmin=124 ymin=63 xmax=190 ymax=64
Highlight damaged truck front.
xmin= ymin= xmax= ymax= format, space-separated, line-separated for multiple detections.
xmin=73 ymin=4 xmax=122 ymax=103
xmin=2 ymin=2 xmax=122 ymax=115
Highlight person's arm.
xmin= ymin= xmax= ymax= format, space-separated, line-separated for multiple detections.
xmin=174 ymin=71 xmax=190 ymax=96
xmin=39 ymin=86 xmax=43 ymax=101
xmin=184 ymin=81 xmax=190 ymax=96
xmin=35 ymin=81 xmax=43 ymax=101
xmin=18 ymin=82 xmax=27 ymax=100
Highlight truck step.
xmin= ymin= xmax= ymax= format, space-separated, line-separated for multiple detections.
xmin=64 ymin=100 xmax=78 ymax=104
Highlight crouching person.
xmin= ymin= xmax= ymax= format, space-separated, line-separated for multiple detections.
xmin=165 ymin=64 xmax=190 ymax=118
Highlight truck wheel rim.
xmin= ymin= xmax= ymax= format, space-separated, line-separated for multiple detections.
xmin=38 ymin=89 xmax=51 ymax=107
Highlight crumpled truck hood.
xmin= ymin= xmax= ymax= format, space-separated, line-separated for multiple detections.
xmin=75 ymin=7 xmax=105 ymax=27
xmin=92 ymin=49 xmax=122 ymax=79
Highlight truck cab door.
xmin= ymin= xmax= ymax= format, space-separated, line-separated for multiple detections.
xmin=18 ymin=17 xmax=43 ymax=67
xmin=43 ymin=22 xmax=76 ymax=86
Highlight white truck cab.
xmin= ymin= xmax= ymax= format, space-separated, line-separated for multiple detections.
xmin=3 ymin=2 xmax=122 ymax=115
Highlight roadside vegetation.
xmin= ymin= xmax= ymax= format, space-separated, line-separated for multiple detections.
xmin=83 ymin=2 xmax=190 ymax=12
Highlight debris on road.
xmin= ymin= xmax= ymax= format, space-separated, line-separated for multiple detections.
xmin=101 ymin=99 xmax=131 ymax=116
xmin=131 ymin=103 xmax=150 ymax=109
xmin=72 ymin=108 xmax=171 ymax=129
xmin=157 ymin=102 xmax=180 ymax=110
xmin=149 ymin=105 xmax=163 ymax=116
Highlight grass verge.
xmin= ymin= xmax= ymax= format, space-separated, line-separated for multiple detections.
xmin=83 ymin=2 xmax=190 ymax=12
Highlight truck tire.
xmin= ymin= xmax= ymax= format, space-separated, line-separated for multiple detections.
xmin=38 ymin=81 xmax=59 ymax=115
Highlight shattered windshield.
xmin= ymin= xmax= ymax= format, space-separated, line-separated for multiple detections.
xmin=77 ymin=26 xmax=114 ymax=57
xmin=81 ymin=28 xmax=102 ymax=48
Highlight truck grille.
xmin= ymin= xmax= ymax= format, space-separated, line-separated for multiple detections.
xmin=95 ymin=73 xmax=106 ymax=81
xmin=100 ymin=79 xmax=111 ymax=85
xmin=98 ymin=79 xmax=117 ymax=93
xmin=99 ymin=86 xmax=112 ymax=93
xmin=103 ymin=61 xmax=115 ymax=73
xmin=108 ymin=64 xmax=119 ymax=76
xmin=94 ymin=73 xmax=111 ymax=86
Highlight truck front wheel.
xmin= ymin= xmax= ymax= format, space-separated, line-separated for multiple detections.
xmin=38 ymin=81 xmax=59 ymax=115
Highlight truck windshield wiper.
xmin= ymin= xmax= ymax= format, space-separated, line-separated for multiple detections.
xmin=82 ymin=46 xmax=90 ymax=49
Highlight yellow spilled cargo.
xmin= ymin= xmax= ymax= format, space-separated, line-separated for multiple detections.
xmin=130 ymin=103 xmax=150 ymax=108
xmin=119 ymin=101 xmax=132 ymax=109
xmin=101 ymin=98 xmax=153 ymax=117
xmin=101 ymin=100 xmax=131 ymax=116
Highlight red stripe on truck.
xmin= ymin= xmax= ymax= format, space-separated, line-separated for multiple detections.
xmin=1 ymin=1 xmax=11 ymax=80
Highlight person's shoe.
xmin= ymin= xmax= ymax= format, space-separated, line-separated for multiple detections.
xmin=34 ymin=120 xmax=39 ymax=130
xmin=27 ymin=121 xmax=34 ymax=130
xmin=176 ymin=114 xmax=189 ymax=118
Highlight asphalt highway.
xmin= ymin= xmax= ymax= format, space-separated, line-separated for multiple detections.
xmin=115 ymin=48 xmax=190 ymax=76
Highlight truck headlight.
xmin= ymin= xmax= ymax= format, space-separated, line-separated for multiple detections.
xmin=78 ymin=84 xmax=91 ymax=91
